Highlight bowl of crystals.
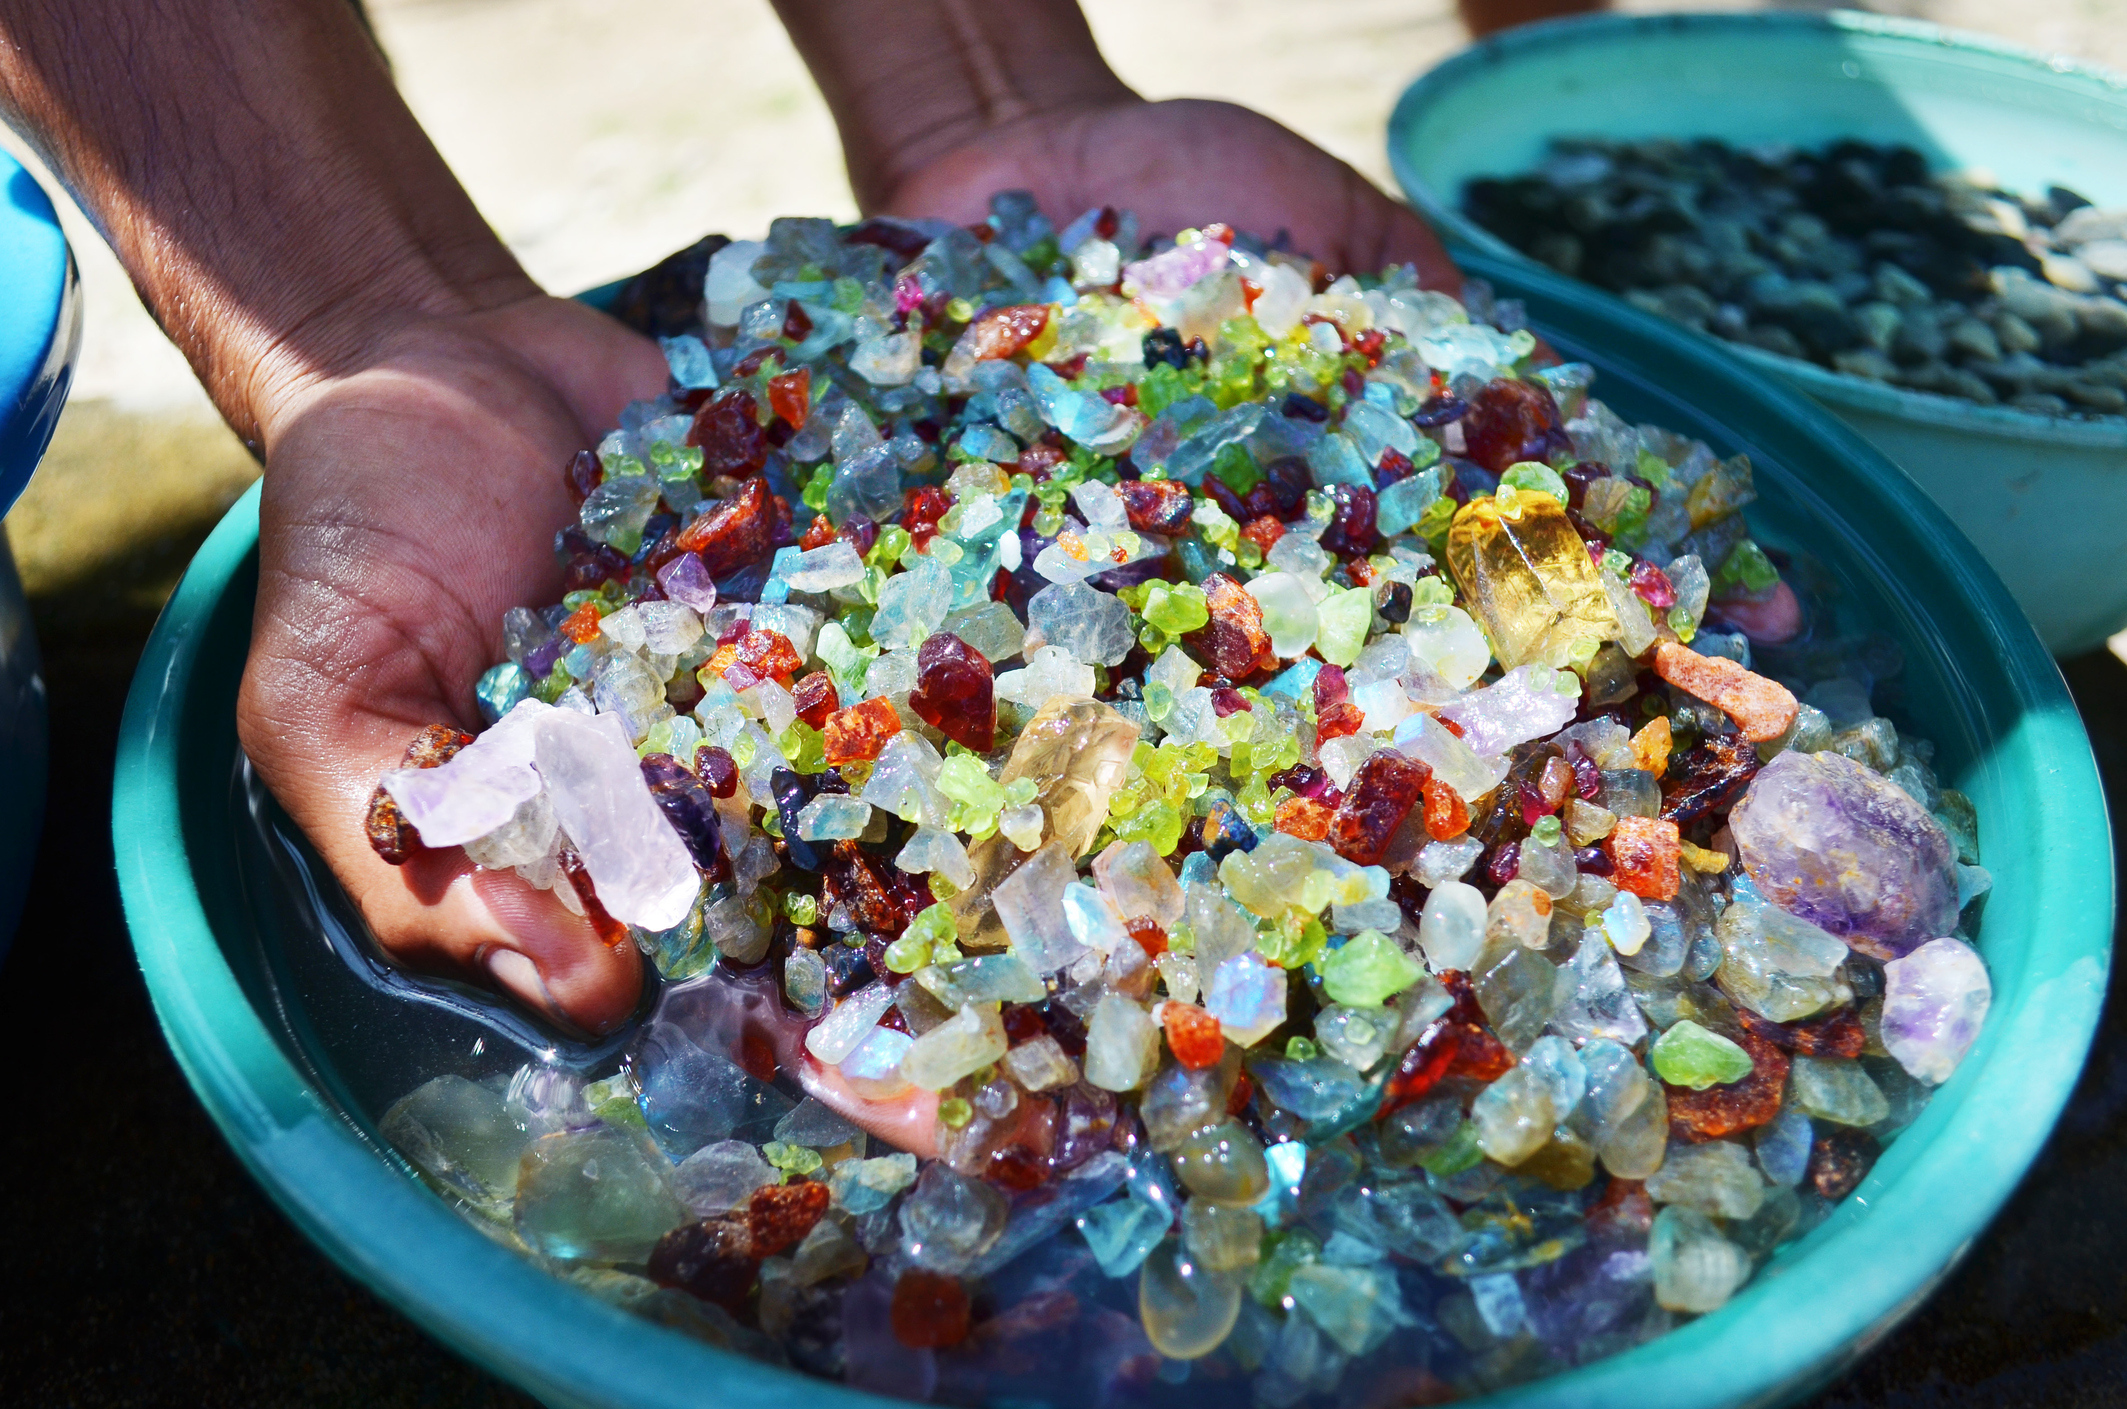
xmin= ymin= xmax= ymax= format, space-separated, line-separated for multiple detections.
xmin=1388 ymin=9 xmax=2127 ymax=655
xmin=115 ymin=196 xmax=2110 ymax=1409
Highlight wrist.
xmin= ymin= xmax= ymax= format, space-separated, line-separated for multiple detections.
xmin=1 ymin=0 xmax=537 ymax=446
xmin=772 ymin=0 xmax=1136 ymax=212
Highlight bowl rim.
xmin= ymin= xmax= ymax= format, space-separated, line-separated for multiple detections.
xmin=0 ymin=146 xmax=80 ymax=518
xmin=1386 ymin=6 xmax=2127 ymax=448
xmin=115 ymin=251 xmax=2113 ymax=1409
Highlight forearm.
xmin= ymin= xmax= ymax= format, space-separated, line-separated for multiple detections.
xmin=0 ymin=0 xmax=531 ymax=443
xmin=769 ymin=0 xmax=1134 ymax=212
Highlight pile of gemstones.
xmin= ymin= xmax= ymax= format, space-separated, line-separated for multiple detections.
xmin=1465 ymin=136 xmax=2127 ymax=416
xmin=368 ymin=194 xmax=1995 ymax=1406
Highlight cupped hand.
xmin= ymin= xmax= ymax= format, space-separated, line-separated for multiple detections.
xmin=237 ymin=295 xmax=669 ymax=1036
xmin=872 ymin=94 xmax=1461 ymax=292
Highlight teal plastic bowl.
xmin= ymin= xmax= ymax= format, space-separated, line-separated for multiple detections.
xmin=0 ymin=146 xmax=79 ymax=953
xmin=116 ymin=252 xmax=2112 ymax=1409
xmin=1390 ymin=10 xmax=2127 ymax=655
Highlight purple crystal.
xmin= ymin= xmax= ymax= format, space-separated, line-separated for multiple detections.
xmin=656 ymin=551 xmax=720 ymax=612
xmin=1052 ymin=1082 xmax=1119 ymax=1171
xmin=1727 ymin=750 xmax=1958 ymax=961
xmin=1881 ymin=937 xmax=1991 ymax=1084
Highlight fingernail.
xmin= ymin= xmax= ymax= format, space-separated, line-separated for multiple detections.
xmin=483 ymin=947 xmax=565 ymax=1024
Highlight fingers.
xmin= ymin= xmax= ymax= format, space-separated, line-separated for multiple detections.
xmin=797 ymin=1055 xmax=943 ymax=1160
xmin=239 ymin=304 xmax=666 ymax=1037
xmin=874 ymin=96 xmax=1463 ymax=294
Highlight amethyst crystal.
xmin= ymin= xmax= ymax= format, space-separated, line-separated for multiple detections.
xmin=1727 ymin=750 xmax=1959 ymax=960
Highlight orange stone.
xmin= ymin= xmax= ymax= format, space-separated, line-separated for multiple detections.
xmin=1421 ymin=773 xmax=1469 ymax=840
xmin=767 ymin=367 xmax=811 ymax=428
xmin=1162 ymin=1003 xmax=1225 ymax=1069
xmin=1275 ymin=795 xmax=1334 ymax=842
xmin=1126 ymin=915 xmax=1168 ymax=958
xmin=1240 ymin=514 xmax=1287 ymax=556
xmin=1630 ymin=716 xmax=1673 ymax=777
xmin=890 ymin=1269 xmax=971 ymax=1350
xmin=965 ymin=304 xmax=1052 ymax=361
xmin=560 ymin=601 xmax=605 ymax=644
xmin=798 ymin=513 xmax=838 ymax=550
xmin=823 ymin=696 xmax=903 ymax=766
xmin=1607 ymin=815 xmax=1681 ymax=900
xmin=1666 ymin=1028 xmax=1788 ymax=1142
xmin=1315 ymin=700 xmax=1364 ymax=743
xmin=1652 ymin=641 xmax=1798 ymax=743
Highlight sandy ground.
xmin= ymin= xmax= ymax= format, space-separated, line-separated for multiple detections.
xmin=4 ymin=0 xmax=2126 ymax=642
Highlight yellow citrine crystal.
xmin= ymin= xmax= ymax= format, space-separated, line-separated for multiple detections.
xmin=1445 ymin=489 xmax=1621 ymax=670
xmin=949 ymin=697 xmax=1140 ymax=948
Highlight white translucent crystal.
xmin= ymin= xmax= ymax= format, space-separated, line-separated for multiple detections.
xmin=1003 ymin=1034 xmax=1080 ymax=1092
xmin=1084 ymin=994 xmax=1160 ymax=1092
xmin=637 ymin=601 xmax=704 ymax=655
xmin=599 ymin=603 xmax=648 ymax=652
xmin=1438 ymin=664 xmax=1581 ymax=758
xmin=704 ymin=240 xmax=767 ymax=325
xmin=1403 ymin=605 xmax=1491 ymax=689
xmin=1651 ymin=1207 xmax=1750 ymax=1314
xmin=863 ymin=731 xmax=951 ymax=827
xmin=1246 ymin=572 xmax=1321 ymax=658
xmin=1414 ymin=837 xmax=1486 ymax=888
xmin=1645 ymin=1140 xmax=1765 ymax=1220
xmin=1393 ymin=712 xmax=1508 ymax=804
xmin=531 ymin=708 xmax=697 ymax=929
xmin=871 ymin=558 xmax=954 ymax=649
xmin=1599 ymin=891 xmax=1651 ymax=955
xmin=1470 ymin=1065 xmax=1555 ymax=1166
xmin=992 ymin=841 xmax=1089 ymax=974
xmin=383 ymin=698 xmax=547 ymax=847
xmin=1024 ymin=581 xmax=1136 ymax=666
xmin=899 ymin=1004 xmax=1009 ymax=1091
xmin=896 ymin=825 xmax=975 ymax=888
xmin=998 ymin=804 xmax=1045 ymax=850
xmin=1418 ymin=881 xmax=1487 ymax=971
xmin=795 ymin=794 xmax=873 ymax=841
xmin=782 ymin=540 xmax=866 ymax=593
xmin=1204 ymin=952 xmax=1287 ymax=1048
xmin=1881 ymin=936 xmax=1992 ymax=1085
xmin=1062 ymin=881 xmax=1131 ymax=954
xmin=996 ymin=644 xmax=1097 ymax=708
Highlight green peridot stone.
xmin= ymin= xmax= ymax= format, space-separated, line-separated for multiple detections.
xmin=777 ymin=721 xmax=827 ymax=774
xmin=937 ymin=1097 xmax=973 ymax=1129
xmin=1314 ymin=588 xmax=1374 ymax=668
xmin=1317 ymin=929 xmax=1421 ymax=1008
xmin=884 ymin=934 xmax=931 ymax=973
xmin=1418 ymin=1119 xmax=1484 ymax=1176
xmin=1500 ymin=461 xmax=1570 ymax=502
xmin=1652 ymin=1020 xmax=1755 ymax=1089
xmin=906 ymin=902 xmax=957 ymax=948
xmin=784 ymin=892 xmax=820 ymax=925
xmin=763 ymin=1141 xmax=824 ymax=1174
xmin=936 ymin=755 xmax=1005 ymax=811
xmin=1142 ymin=581 xmax=1210 ymax=635
xmin=1529 ymin=815 xmax=1563 ymax=847
xmin=1285 ymin=1036 xmax=1320 ymax=1061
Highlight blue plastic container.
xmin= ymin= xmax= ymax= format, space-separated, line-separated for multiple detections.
xmin=1389 ymin=10 xmax=2127 ymax=654
xmin=0 ymin=148 xmax=79 ymax=953
xmin=116 ymin=252 xmax=2111 ymax=1409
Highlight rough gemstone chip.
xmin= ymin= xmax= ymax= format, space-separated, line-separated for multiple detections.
xmin=908 ymin=632 xmax=996 ymax=752
xmin=1326 ymin=751 xmax=1431 ymax=867
xmin=1652 ymin=642 xmax=1798 ymax=743
xmin=686 ymin=387 xmax=769 ymax=477
xmin=824 ymin=697 xmax=904 ymax=766
xmin=365 ymin=723 xmax=473 ymax=864
xmin=1187 ymin=572 xmax=1276 ymax=680
xmin=1665 ymin=1028 xmax=1788 ymax=1141
xmin=677 ymin=479 xmax=790 ymax=578
xmin=1607 ymin=816 xmax=1681 ymax=900
xmin=1728 ymin=750 xmax=1960 ymax=960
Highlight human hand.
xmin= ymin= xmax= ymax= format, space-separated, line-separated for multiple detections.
xmin=238 ymin=296 xmax=669 ymax=1035
xmin=875 ymin=94 xmax=1462 ymax=293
